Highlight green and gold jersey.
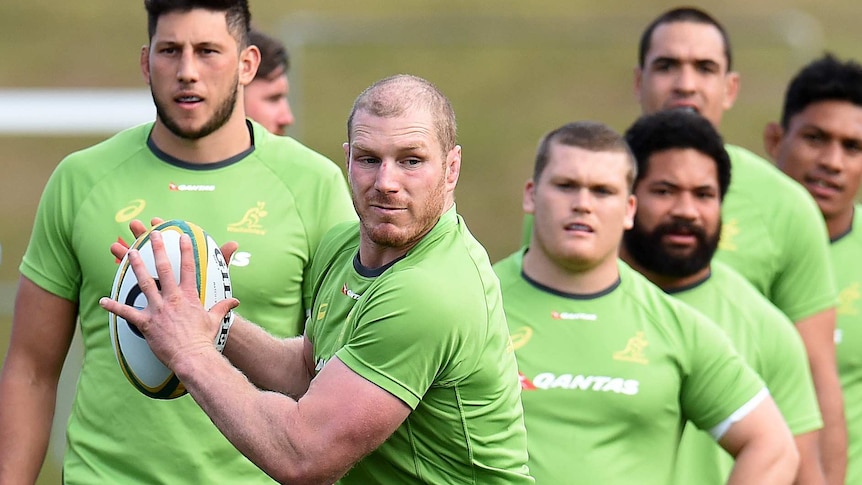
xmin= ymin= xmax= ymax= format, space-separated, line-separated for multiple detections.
xmin=670 ymin=261 xmax=822 ymax=484
xmin=20 ymin=121 xmax=355 ymax=484
xmin=714 ymin=144 xmax=836 ymax=321
xmin=494 ymin=251 xmax=764 ymax=485
xmin=305 ymin=207 xmax=533 ymax=484
xmin=832 ymin=205 xmax=862 ymax=484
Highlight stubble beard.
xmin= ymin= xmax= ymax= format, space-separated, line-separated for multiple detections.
xmin=152 ymin=74 xmax=240 ymax=141
xmin=356 ymin=174 xmax=447 ymax=249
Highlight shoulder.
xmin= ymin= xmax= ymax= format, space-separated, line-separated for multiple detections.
xmin=710 ymin=261 xmax=794 ymax=326
xmin=725 ymin=144 xmax=818 ymax=206
xmin=251 ymin=123 xmax=344 ymax=179
xmin=493 ymin=249 xmax=525 ymax=290
xmin=58 ymin=123 xmax=152 ymax=173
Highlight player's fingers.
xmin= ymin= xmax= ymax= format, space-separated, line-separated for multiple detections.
xmin=126 ymin=249 xmax=162 ymax=303
xmin=149 ymin=217 xmax=166 ymax=228
xmin=177 ymin=234 xmax=200 ymax=298
xmin=129 ymin=219 xmax=148 ymax=239
xmin=210 ymin=297 xmax=240 ymax=319
xmin=147 ymin=230 xmax=178 ymax=294
xmin=110 ymin=241 xmax=129 ymax=261
xmin=99 ymin=296 xmax=149 ymax=328
xmin=220 ymin=241 xmax=239 ymax=265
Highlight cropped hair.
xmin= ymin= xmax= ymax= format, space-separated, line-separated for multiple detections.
xmin=144 ymin=0 xmax=251 ymax=48
xmin=780 ymin=53 xmax=862 ymax=128
xmin=638 ymin=7 xmax=732 ymax=71
xmin=624 ymin=109 xmax=731 ymax=199
xmin=347 ymin=74 xmax=457 ymax=154
xmin=534 ymin=121 xmax=637 ymax=192
xmin=249 ymin=29 xmax=289 ymax=80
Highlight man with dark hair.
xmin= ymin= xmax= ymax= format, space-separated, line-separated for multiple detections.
xmin=245 ymin=28 xmax=295 ymax=134
xmin=634 ymin=8 xmax=844 ymax=482
xmin=100 ymin=74 xmax=533 ymax=484
xmin=496 ymin=119 xmax=796 ymax=484
xmin=623 ymin=109 xmax=824 ymax=484
xmin=766 ymin=53 xmax=862 ymax=484
xmin=0 ymin=1 xmax=355 ymax=483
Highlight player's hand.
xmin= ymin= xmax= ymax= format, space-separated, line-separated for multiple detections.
xmin=100 ymin=230 xmax=239 ymax=369
xmin=110 ymin=217 xmax=239 ymax=265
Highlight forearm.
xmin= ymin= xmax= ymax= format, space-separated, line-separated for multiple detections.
xmin=222 ymin=315 xmax=312 ymax=397
xmin=173 ymin=349 xmax=332 ymax=484
xmin=726 ymin=438 xmax=798 ymax=485
xmin=793 ymin=431 xmax=826 ymax=485
xmin=810 ymin=365 xmax=846 ymax=485
xmin=0 ymin=370 xmax=58 ymax=483
xmin=796 ymin=309 xmax=847 ymax=485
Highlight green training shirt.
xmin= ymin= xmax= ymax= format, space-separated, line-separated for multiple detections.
xmin=832 ymin=205 xmax=862 ymax=484
xmin=670 ymin=260 xmax=822 ymax=484
xmin=714 ymin=144 xmax=836 ymax=321
xmin=305 ymin=207 xmax=533 ymax=484
xmin=20 ymin=121 xmax=356 ymax=484
xmin=494 ymin=251 xmax=765 ymax=485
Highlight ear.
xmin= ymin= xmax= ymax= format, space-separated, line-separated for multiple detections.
xmin=445 ymin=145 xmax=462 ymax=189
xmin=633 ymin=66 xmax=644 ymax=104
xmin=239 ymin=45 xmax=261 ymax=87
xmin=523 ymin=178 xmax=536 ymax=214
xmin=763 ymin=122 xmax=785 ymax=161
xmin=623 ymin=194 xmax=637 ymax=230
xmin=343 ymin=142 xmax=351 ymax=170
xmin=140 ymin=45 xmax=151 ymax=85
xmin=722 ymin=71 xmax=740 ymax=111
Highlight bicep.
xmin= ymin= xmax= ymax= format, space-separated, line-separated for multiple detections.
xmin=718 ymin=394 xmax=790 ymax=457
xmin=5 ymin=276 xmax=77 ymax=380
xmin=296 ymin=357 xmax=411 ymax=475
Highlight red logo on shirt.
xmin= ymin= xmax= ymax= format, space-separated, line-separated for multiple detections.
xmin=519 ymin=372 xmax=537 ymax=391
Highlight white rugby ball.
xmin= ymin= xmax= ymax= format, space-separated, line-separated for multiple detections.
xmin=109 ymin=219 xmax=232 ymax=400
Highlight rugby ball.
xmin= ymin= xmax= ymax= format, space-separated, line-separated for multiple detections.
xmin=109 ymin=219 xmax=233 ymax=399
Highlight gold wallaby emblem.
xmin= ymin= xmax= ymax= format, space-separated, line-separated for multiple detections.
xmin=613 ymin=331 xmax=649 ymax=365
xmin=228 ymin=202 xmax=268 ymax=235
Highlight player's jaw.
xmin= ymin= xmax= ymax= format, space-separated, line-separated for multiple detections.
xmin=355 ymin=182 xmax=445 ymax=249
xmin=152 ymin=79 xmax=239 ymax=140
xmin=624 ymin=217 xmax=718 ymax=278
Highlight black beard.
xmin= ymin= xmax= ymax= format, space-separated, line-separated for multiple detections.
xmin=152 ymin=81 xmax=239 ymax=140
xmin=623 ymin=217 xmax=720 ymax=278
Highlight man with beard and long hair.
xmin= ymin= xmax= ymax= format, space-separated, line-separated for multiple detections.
xmin=494 ymin=119 xmax=797 ymax=484
xmin=98 ymin=74 xmax=533 ymax=484
xmin=0 ymin=1 xmax=355 ymax=483
xmin=621 ymin=109 xmax=824 ymax=485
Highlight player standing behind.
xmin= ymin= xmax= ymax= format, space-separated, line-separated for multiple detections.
xmin=633 ymin=8 xmax=844 ymax=482
xmin=0 ymin=0 xmax=355 ymax=483
xmin=100 ymin=74 xmax=533 ymax=484
xmin=495 ymin=120 xmax=797 ymax=484
xmin=765 ymin=54 xmax=862 ymax=485
xmin=244 ymin=28 xmax=295 ymax=135
xmin=621 ymin=109 xmax=824 ymax=484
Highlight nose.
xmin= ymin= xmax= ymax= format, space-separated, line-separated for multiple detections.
xmin=374 ymin=161 xmax=400 ymax=193
xmin=177 ymin=49 xmax=199 ymax=83
xmin=571 ymin=188 xmax=593 ymax=213
xmin=818 ymin=142 xmax=843 ymax=173
xmin=279 ymin=99 xmax=295 ymax=129
xmin=669 ymin=192 xmax=698 ymax=220
xmin=673 ymin=65 xmax=697 ymax=94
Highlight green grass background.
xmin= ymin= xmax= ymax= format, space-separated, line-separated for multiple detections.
xmin=0 ymin=0 xmax=859 ymax=482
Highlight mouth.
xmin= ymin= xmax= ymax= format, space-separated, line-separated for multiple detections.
xmin=565 ymin=222 xmax=594 ymax=233
xmin=804 ymin=176 xmax=841 ymax=197
xmin=666 ymin=101 xmax=700 ymax=113
xmin=175 ymin=93 xmax=204 ymax=108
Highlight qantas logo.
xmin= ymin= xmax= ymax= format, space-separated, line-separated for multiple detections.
xmin=169 ymin=182 xmax=216 ymax=192
xmin=342 ymin=284 xmax=361 ymax=300
xmin=520 ymin=372 xmax=639 ymax=395
xmin=552 ymin=311 xmax=597 ymax=321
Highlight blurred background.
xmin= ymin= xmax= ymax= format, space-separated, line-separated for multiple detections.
xmin=1 ymin=0 xmax=859 ymax=482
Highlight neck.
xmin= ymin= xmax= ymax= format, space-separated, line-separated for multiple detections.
xmin=522 ymin=246 xmax=620 ymax=295
xmin=619 ymin=247 xmax=709 ymax=291
xmin=827 ymin=207 xmax=854 ymax=240
xmin=149 ymin=112 xmax=251 ymax=164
